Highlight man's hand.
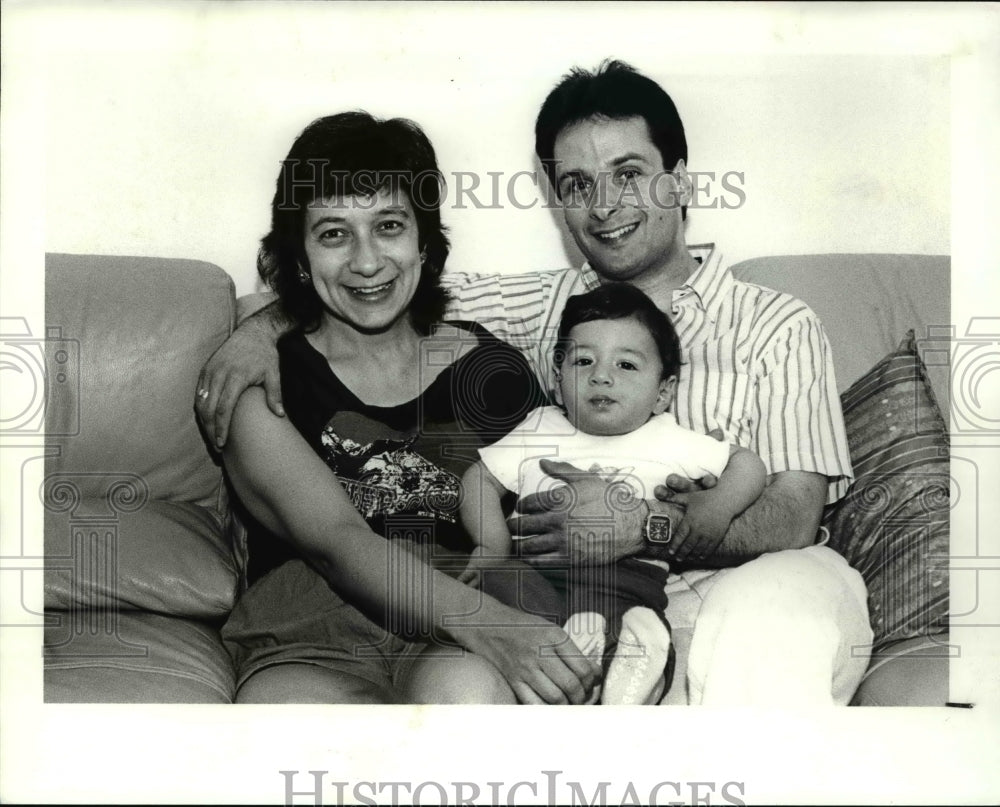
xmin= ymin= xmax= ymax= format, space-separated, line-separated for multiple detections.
xmin=195 ymin=319 xmax=285 ymax=448
xmin=508 ymin=459 xmax=647 ymax=568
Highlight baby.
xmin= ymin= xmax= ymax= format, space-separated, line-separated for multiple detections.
xmin=460 ymin=282 xmax=767 ymax=704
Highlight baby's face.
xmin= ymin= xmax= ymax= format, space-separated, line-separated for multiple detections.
xmin=557 ymin=317 xmax=674 ymax=436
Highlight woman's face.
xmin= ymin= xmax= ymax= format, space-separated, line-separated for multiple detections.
xmin=302 ymin=186 xmax=422 ymax=334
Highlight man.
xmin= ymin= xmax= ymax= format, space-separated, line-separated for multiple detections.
xmin=197 ymin=60 xmax=872 ymax=704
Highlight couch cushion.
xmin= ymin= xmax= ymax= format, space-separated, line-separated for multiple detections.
xmin=850 ymin=634 xmax=951 ymax=706
xmin=731 ymin=254 xmax=950 ymax=414
xmin=44 ymin=498 xmax=240 ymax=619
xmin=822 ymin=332 xmax=949 ymax=650
xmin=44 ymin=611 xmax=235 ymax=703
xmin=45 ymin=254 xmax=235 ymax=509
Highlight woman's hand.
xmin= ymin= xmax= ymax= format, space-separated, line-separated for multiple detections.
xmin=448 ymin=599 xmax=601 ymax=705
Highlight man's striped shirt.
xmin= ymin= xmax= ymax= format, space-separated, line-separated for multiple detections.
xmin=441 ymin=244 xmax=853 ymax=503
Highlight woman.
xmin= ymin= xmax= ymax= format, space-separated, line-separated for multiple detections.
xmin=220 ymin=112 xmax=598 ymax=704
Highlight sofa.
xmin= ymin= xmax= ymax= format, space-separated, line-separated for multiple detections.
xmin=42 ymin=251 xmax=950 ymax=705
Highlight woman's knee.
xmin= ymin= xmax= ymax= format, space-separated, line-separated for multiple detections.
xmin=235 ymin=663 xmax=393 ymax=704
xmin=399 ymin=647 xmax=517 ymax=704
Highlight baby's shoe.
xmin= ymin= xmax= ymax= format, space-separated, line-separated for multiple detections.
xmin=601 ymin=606 xmax=673 ymax=705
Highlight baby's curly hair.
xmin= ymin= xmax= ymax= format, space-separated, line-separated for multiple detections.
xmin=555 ymin=282 xmax=682 ymax=379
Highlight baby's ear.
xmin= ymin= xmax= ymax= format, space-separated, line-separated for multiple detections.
xmin=653 ymin=376 xmax=678 ymax=415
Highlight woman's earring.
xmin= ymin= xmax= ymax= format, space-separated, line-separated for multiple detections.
xmin=419 ymin=250 xmax=428 ymax=264
xmin=297 ymin=266 xmax=310 ymax=284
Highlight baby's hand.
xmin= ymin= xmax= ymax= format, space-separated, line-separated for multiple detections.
xmin=671 ymin=488 xmax=736 ymax=564
xmin=458 ymin=547 xmax=497 ymax=586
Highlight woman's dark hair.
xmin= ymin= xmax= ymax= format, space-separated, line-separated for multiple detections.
xmin=258 ymin=111 xmax=451 ymax=333
xmin=555 ymin=283 xmax=682 ymax=379
xmin=534 ymin=59 xmax=688 ymax=217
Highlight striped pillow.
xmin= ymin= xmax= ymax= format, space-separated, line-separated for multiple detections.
xmin=822 ymin=331 xmax=949 ymax=652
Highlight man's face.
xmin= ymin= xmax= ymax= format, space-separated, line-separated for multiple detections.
xmin=553 ymin=116 xmax=689 ymax=284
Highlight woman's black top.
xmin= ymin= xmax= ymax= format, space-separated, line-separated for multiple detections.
xmin=245 ymin=321 xmax=547 ymax=583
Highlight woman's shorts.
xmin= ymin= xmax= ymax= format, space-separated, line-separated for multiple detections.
xmin=221 ymin=558 xmax=430 ymax=695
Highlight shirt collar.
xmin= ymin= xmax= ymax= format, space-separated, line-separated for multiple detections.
xmin=579 ymin=263 xmax=602 ymax=291
xmin=579 ymin=242 xmax=731 ymax=321
xmin=681 ymin=243 xmax=730 ymax=320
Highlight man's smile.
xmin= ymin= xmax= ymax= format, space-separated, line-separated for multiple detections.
xmin=593 ymin=222 xmax=639 ymax=243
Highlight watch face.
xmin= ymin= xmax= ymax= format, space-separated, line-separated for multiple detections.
xmin=646 ymin=513 xmax=673 ymax=544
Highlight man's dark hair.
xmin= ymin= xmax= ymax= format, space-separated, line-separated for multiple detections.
xmin=258 ymin=111 xmax=451 ymax=333
xmin=555 ymin=282 xmax=682 ymax=379
xmin=534 ymin=59 xmax=688 ymax=215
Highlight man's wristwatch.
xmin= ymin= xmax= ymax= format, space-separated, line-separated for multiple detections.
xmin=643 ymin=509 xmax=674 ymax=545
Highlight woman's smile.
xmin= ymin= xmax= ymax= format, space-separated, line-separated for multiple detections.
xmin=346 ymin=278 xmax=397 ymax=300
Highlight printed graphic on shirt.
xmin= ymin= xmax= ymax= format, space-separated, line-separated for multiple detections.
xmin=320 ymin=411 xmax=460 ymax=523
xmin=584 ymin=462 xmax=637 ymax=485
